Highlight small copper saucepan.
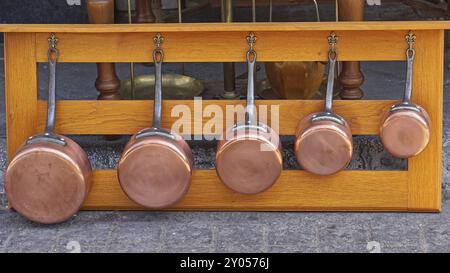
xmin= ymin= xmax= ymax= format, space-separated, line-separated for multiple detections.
xmin=380 ymin=32 xmax=430 ymax=159
xmin=216 ymin=33 xmax=283 ymax=194
xmin=295 ymin=33 xmax=353 ymax=176
xmin=118 ymin=34 xmax=192 ymax=208
xmin=5 ymin=34 xmax=92 ymax=224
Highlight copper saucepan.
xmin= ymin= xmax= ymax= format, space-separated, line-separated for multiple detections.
xmin=118 ymin=34 xmax=192 ymax=208
xmin=295 ymin=33 xmax=353 ymax=176
xmin=4 ymin=34 xmax=92 ymax=224
xmin=380 ymin=32 xmax=430 ymax=159
xmin=216 ymin=34 xmax=283 ymax=194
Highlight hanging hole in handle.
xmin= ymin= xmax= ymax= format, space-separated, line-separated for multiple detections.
xmin=48 ymin=48 xmax=59 ymax=63
xmin=246 ymin=49 xmax=257 ymax=63
xmin=406 ymin=48 xmax=415 ymax=60
xmin=153 ymin=49 xmax=164 ymax=63
xmin=328 ymin=50 xmax=337 ymax=62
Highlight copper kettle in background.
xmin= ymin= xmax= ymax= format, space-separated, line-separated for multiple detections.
xmin=264 ymin=0 xmax=325 ymax=99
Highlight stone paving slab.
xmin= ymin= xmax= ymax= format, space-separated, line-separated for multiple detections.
xmin=1 ymin=205 xmax=450 ymax=253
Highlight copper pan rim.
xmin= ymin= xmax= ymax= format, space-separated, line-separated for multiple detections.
xmin=8 ymin=146 xmax=87 ymax=182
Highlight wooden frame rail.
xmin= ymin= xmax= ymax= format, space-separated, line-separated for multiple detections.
xmin=1 ymin=22 xmax=445 ymax=212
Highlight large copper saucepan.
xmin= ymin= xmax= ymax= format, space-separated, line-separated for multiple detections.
xmin=295 ymin=33 xmax=353 ymax=176
xmin=5 ymin=34 xmax=92 ymax=224
xmin=216 ymin=34 xmax=283 ymax=194
xmin=380 ymin=32 xmax=430 ymax=159
xmin=118 ymin=34 xmax=192 ymax=208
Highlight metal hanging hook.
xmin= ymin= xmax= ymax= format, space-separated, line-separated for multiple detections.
xmin=153 ymin=33 xmax=164 ymax=62
xmin=405 ymin=31 xmax=416 ymax=58
xmin=328 ymin=32 xmax=338 ymax=60
xmin=154 ymin=33 xmax=164 ymax=50
xmin=406 ymin=31 xmax=416 ymax=50
xmin=247 ymin=32 xmax=257 ymax=52
xmin=246 ymin=32 xmax=257 ymax=65
xmin=47 ymin=33 xmax=59 ymax=62
xmin=48 ymin=33 xmax=58 ymax=49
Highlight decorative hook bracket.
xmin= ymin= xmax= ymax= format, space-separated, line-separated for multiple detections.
xmin=406 ymin=31 xmax=416 ymax=50
xmin=328 ymin=32 xmax=338 ymax=53
xmin=154 ymin=33 xmax=164 ymax=49
xmin=48 ymin=33 xmax=58 ymax=49
xmin=247 ymin=32 xmax=257 ymax=51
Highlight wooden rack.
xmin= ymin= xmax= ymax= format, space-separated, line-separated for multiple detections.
xmin=0 ymin=21 xmax=446 ymax=212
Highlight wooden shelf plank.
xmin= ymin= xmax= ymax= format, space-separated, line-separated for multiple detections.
xmin=37 ymin=100 xmax=396 ymax=135
xmin=1 ymin=22 xmax=450 ymax=33
xmin=83 ymin=169 xmax=411 ymax=211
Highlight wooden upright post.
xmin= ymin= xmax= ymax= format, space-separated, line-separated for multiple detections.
xmin=4 ymin=33 xmax=38 ymax=160
xmin=338 ymin=0 xmax=365 ymax=99
xmin=86 ymin=0 xmax=121 ymax=101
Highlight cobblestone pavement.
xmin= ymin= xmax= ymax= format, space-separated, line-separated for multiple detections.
xmin=1 ymin=1 xmax=450 ymax=253
xmin=0 ymin=202 xmax=449 ymax=253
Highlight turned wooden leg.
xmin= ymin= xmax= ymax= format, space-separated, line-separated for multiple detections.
xmin=338 ymin=0 xmax=365 ymax=99
xmin=136 ymin=0 xmax=156 ymax=23
xmin=86 ymin=0 xmax=121 ymax=101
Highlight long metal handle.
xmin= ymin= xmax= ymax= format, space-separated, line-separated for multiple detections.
xmin=152 ymin=49 xmax=164 ymax=129
xmin=26 ymin=35 xmax=66 ymax=146
xmin=45 ymin=47 xmax=58 ymax=134
xmin=325 ymin=52 xmax=337 ymax=113
xmin=403 ymin=48 xmax=415 ymax=104
xmin=246 ymin=49 xmax=257 ymax=125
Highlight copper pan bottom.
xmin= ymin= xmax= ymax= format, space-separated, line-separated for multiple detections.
xmin=118 ymin=137 xmax=192 ymax=209
xmin=5 ymin=144 xmax=90 ymax=224
xmin=295 ymin=115 xmax=353 ymax=176
xmin=380 ymin=108 xmax=430 ymax=159
xmin=216 ymin=127 xmax=282 ymax=194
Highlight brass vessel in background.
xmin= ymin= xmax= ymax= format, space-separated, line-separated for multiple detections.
xmin=264 ymin=0 xmax=325 ymax=100
xmin=265 ymin=61 xmax=325 ymax=99
xmin=119 ymin=74 xmax=204 ymax=99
